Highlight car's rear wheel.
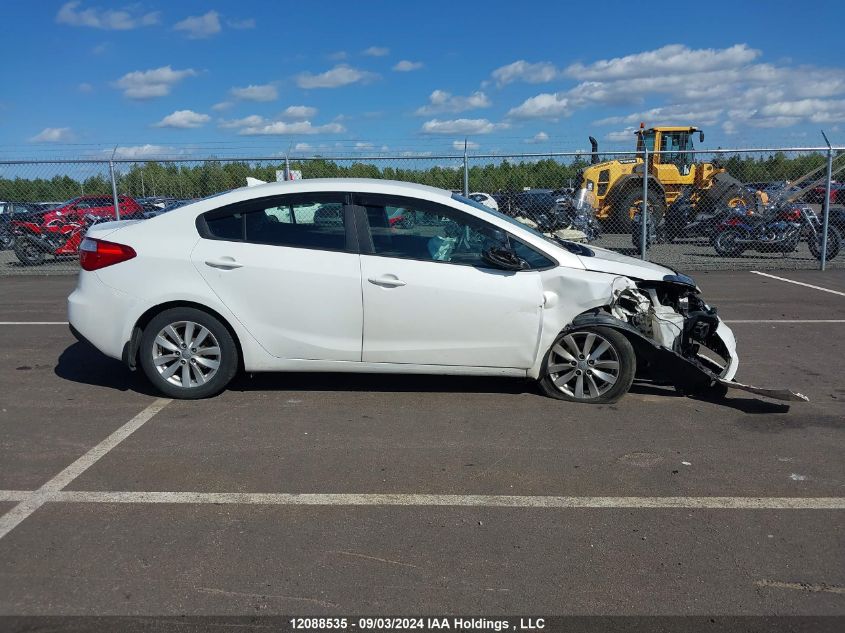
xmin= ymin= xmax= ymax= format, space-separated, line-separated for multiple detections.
xmin=139 ymin=307 xmax=238 ymax=399
xmin=538 ymin=326 xmax=636 ymax=404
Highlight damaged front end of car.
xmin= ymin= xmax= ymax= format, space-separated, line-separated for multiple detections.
xmin=568 ymin=274 xmax=807 ymax=402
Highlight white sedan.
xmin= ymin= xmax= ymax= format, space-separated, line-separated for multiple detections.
xmin=68 ymin=178 xmax=740 ymax=403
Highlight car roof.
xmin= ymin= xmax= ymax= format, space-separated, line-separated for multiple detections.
xmin=242 ymin=177 xmax=451 ymax=199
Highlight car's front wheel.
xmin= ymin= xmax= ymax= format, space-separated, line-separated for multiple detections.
xmin=139 ymin=307 xmax=238 ymax=399
xmin=538 ymin=326 xmax=636 ymax=404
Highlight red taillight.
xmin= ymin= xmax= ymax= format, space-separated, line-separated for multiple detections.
xmin=79 ymin=238 xmax=136 ymax=271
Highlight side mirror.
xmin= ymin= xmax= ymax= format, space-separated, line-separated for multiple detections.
xmin=699 ymin=130 xmax=705 ymax=143
xmin=482 ymin=244 xmax=527 ymax=271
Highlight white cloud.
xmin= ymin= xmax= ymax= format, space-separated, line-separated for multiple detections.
xmin=227 ymin=18 xmax=255 ymax=29
xmin=91 ymin=42 xmax=108 ymax=54
xmin=112 ymin=144 xmax=182 ymax=159
xmin=114 ymin=66 xmax=197 ymax=100
xmin=238 ymin=120 xmax=346 ymax=135
xmin=421 ymin=118 xmax=507 ymax=135
xmin=393 ymin=60 xmax=423 ymax=72
xmin=491 ymin=60 xmax=559 ymax=87
xmin=595 ymin=105 xmax=724 ymax=127
xmin=566 ymin=44 xmax=760 ymax=80
xmin=56 ymin=1 xmax=159 ymax=30
xmin=211 ymin=101 xmax=233 ymax=111
xmin=503 ymin=43 xmax=845 ymax=135
xmin=294 ymin=142 xmax=314 ymax=151
xmin=174 ymin=10 xmax=221 ymax=39
xmin=29 ymin=127 xmax=73 ymax=143
xmin=230 ymin=83 xmax=277 ymax=102
xmin=218 ymin=115 xmax=266 ymax=129
xmin=78 ymin=82 xmax=93 ymax=93
xmin=328 ymin=51 xmax=348 ymax=61
xmin=507 ymin=93 xmax=571 ymax=119
xmin=362 ymin=46 xmax=389 ymax=57
xmin=414 ymin=90 xmax=490 ymax=115
xmin=604 ymin=127 xmax=639 ymax=142
xmin=355 ymin=142 xmax=375 ymax=150
xmin=296 ymin=65 xmax=378 ymax=89
xmin=152 ymin=110 xmax=210 ymax=129
xmin=760 ymin=98 xmax=845 ymax=123
xmin=452 ymin=140 xmax=480 ymax=150
xmin=524 ymin=131 xmax=549 ymax=144
xmin=281 ymin=105 xmax=317 ymax=119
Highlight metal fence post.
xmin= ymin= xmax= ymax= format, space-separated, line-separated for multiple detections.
xmin=820 ymin=132 xmax=833 ymax=271
xmin=109 ymin=147 xmax=120 ymax=221
xmin=463 ymin=139 xmax=469 ymax=196
xmin=640 ymin=142 xmax=648 ymax=261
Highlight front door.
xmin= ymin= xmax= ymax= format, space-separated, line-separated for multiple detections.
xmin=354 ymin=194 xmax=544 ymax=368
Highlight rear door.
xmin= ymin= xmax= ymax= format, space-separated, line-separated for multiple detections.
xmin=353 ymin=193 xmax=546 ymax=368
xmin=191 ymin=192 xmax=363 ymax=361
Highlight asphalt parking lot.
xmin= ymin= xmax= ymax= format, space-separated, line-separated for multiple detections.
xmin=0 ymin=270 xmax=843 ymax=619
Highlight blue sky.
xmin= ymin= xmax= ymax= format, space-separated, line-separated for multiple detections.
xmin=2 ymin=0 xmax=845 ymax=159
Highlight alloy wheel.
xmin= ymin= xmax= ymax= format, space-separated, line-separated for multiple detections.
xmin=151 ymin=320 xmax=221 ymax=388
xmin=547 ymin=331 xmax=621 ymax=399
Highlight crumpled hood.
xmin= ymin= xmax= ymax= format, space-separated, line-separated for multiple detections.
xmin=576 ymin=244 xmax=676 ymax=280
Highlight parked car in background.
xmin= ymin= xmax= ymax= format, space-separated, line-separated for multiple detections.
xmin=468 ymin=192 xmax=498 ymax=211
xmin=137 ymin=197 xmax=178 ymax=214
xmin=804 ymin=182 xmax=845 ymax=204
xmin=491 ymin=191 xmax=517 ymax=216
xmin=513 ymin=189 xmax=558 ymax=217
xmin=69 ymin=178 xmax=746 ymax=404
xmin=42 ymin=195 xmax=143 ymax=225
xmin=141 ymin=199 xmax=195 ymax=219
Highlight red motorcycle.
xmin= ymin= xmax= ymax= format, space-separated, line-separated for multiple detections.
xmin=11 ymin=214 xmax=100 ymax=266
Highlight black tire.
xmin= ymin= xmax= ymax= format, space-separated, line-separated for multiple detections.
xmin=538 ymin=326 xmax=636 ymax=404
xmin=713 ymin=228 xmax=746 ymax=257
xmin=139 ymin=307 xmax=239 ymax=399
xmin=808 ymin=226 xmax=841 ymax=260
xmin=615 ymin=187 xmax=666 ymax=233
xmin=13 ymin=236 xmax=46 ymax=266
xmin=0 ymin=228 xmax=13 ymax=250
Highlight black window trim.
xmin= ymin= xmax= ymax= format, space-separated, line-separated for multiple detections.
xmin=196 ymin=192 xmax=357 ymax=254
xmin=350 ymin=192 xmax=558 ymax=271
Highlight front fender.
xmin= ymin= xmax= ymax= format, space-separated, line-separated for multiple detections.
xmin=565 ymin=312 xmax=728 ymax=392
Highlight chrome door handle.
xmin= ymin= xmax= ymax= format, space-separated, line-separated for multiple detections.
xmin=368 ymin=275 xmax=406 ymax=287
xmin=205 ymin=257 xmax=243 ymax=270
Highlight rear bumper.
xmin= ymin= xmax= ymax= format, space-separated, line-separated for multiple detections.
xmin=67 ymin=272 xmax=137 ymax=361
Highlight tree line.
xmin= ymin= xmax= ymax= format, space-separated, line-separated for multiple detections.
xmin=0 ymin=152 xmax=835 ymax=202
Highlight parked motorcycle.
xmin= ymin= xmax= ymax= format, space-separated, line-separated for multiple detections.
xmin=554 ymin=196 xmax=602 ymax=242
xmin=11 ymin=214 xmax=103 ymax=266
xmin=712 ymin=204 xmax=841 ymax=260
xmin=632 ymin=189 xmax=742 ymax=250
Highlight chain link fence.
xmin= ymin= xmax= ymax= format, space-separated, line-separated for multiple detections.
xmin=1 ymin=148 xmax=843 ymax=275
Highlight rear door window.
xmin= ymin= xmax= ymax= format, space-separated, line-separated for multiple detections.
xmin=201 ymin=193 xmax=349 ymax=251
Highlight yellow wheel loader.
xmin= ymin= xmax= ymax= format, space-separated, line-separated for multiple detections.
xmin=574 ymin=126 xmax=755 ymax=230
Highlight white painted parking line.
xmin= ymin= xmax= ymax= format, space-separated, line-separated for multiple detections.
xmin=5 ymin=491 xmax=841 ymax=510
xmin=0 ymin=491 xmax=30 ymax=502
xmin=0 ymin=321 xmax=69 ymax=325
xmin=750 ymin=271 xmax=845 ymax=297
xmin=0 ymin=398 xmax=171 ymax=540
xmin=725 ymin=319 xmax=845 ymax=323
